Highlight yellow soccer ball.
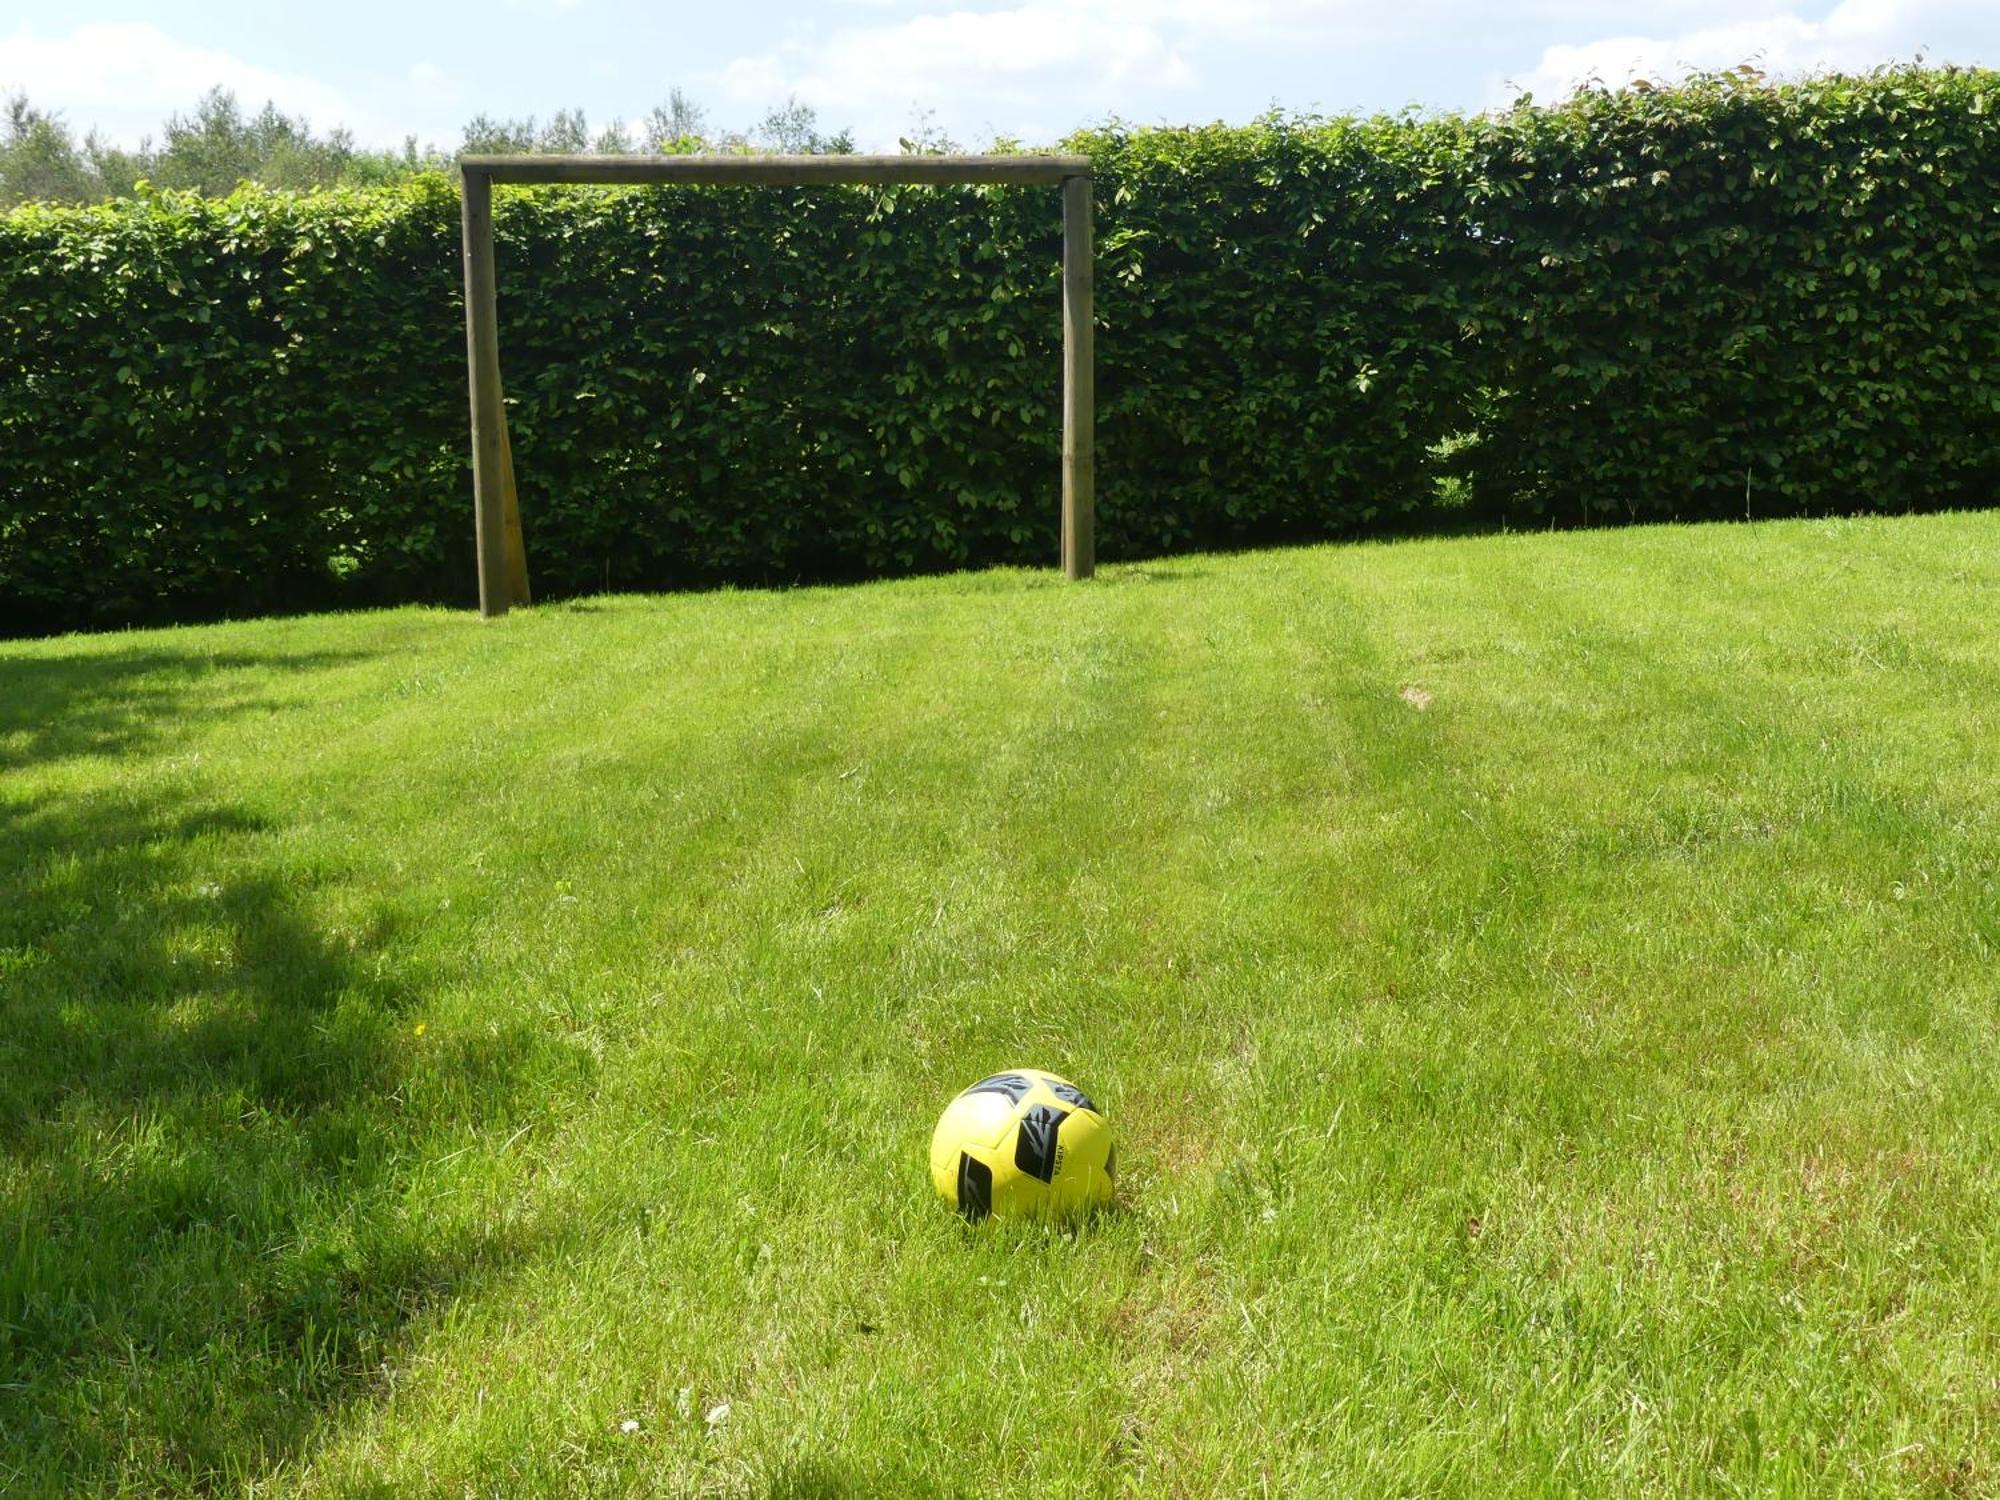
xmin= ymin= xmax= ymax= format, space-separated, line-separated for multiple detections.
xmin=929 ymin=1069 xmax=1115 ymax=1223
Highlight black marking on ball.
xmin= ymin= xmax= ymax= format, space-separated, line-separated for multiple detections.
xmin=1044 ymin=1079 xmax=1098 ymax=1112
xmin=1103 ymin=1144 xmax=1116 ymax=1182
xmin=962 ymin=1073 xmax=1033 ymax=1105
xmin=956 ymin=1153 xmax=993 ymax=1222
xmin=1013 ymin=1103 xmax=1068 ymax=1183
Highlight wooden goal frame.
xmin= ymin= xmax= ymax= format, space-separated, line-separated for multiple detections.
xmin=457 ymin=153 xmax=1096 ymax=619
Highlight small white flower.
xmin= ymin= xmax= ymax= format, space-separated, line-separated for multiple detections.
xmin=705 ymin=1401 xmax=731 ymax=1429
xmin=619 ymin=1419 xmax=642 ymax=1435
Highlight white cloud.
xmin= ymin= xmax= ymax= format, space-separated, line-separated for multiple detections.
xmin=0 ymin=21 xmax=383 ymax=145
xmin=708 ymin=0 xmax=1373 ymax=148
xmin=1496 ymin=0 xmax=1986 ymax=106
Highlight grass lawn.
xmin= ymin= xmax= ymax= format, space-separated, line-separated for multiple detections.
xmin=3 ymin=511 xmax=1998 ymax=1496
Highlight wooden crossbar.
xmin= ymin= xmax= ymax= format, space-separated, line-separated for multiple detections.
xmin=462 ymin=153 xmax=1090 ymax=186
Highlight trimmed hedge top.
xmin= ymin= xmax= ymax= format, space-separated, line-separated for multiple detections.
xmin=3 ymin=66 xmax=1997 ymax=633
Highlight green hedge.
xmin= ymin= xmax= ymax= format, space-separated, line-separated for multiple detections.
xmin=3 ymin=66 xmax=1996 ymax=633
xmin=1461 ymin=71 xmax=2000 ymax=523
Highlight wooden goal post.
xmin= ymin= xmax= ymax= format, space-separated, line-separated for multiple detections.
xmin=457 ymin=153 xmax=1096 ymax=620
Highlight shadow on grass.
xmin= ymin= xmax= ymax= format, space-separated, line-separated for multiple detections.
xmin=0 ymin=648 xmax=370 ymax=772
xmin=0 ymin=644 xmax=531 ymax=1492
xmin=1097 ymin=563 xmax=1210 ymax=585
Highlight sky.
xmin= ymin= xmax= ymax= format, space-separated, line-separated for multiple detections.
xmin=0 ymin=0 xmax=1994 ymax=153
